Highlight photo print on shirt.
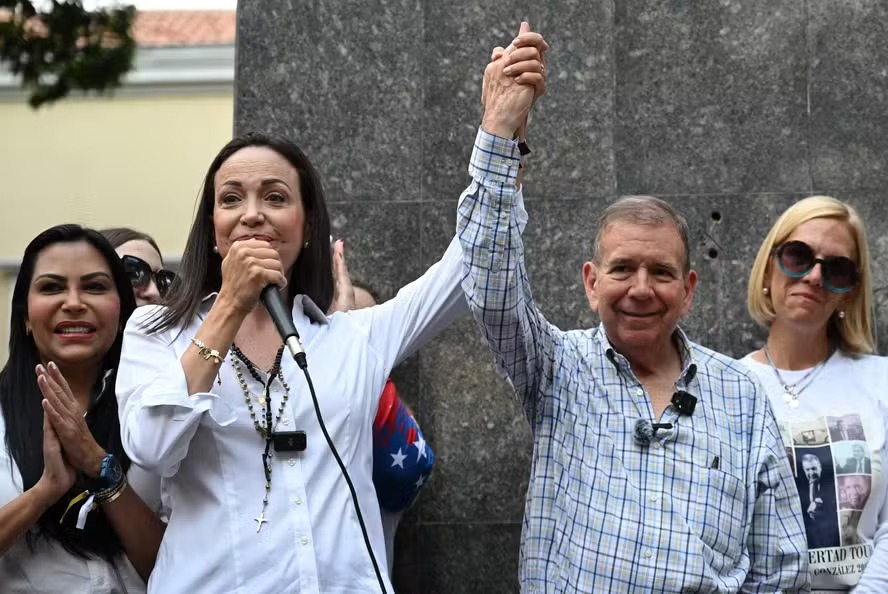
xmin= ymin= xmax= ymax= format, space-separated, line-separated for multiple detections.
xmin=783 ymin=413 xmax=876 ymax=585
xmin=830 ymin=414 xmax=865 ymax=443
xmin=795 ymin=445 xmax=841 ymax=549
xmin=838 ymin=475 xmax=871 ymax=511
xmin=834 ymin=441 xmax=873 ymax=475
xmin=840 ymin=510 xmax=864 ymax=546
xmin=793 ymin=418 xmax=831 ymax=447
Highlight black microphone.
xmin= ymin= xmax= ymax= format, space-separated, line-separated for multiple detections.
xmin=633 ymin=419 xmax=673 ymax=446
xmin=605 ymin=348 xmax=620 ymax=370
xmin=671 ymin=390 xmax=697 ymax=415
xmin=260 ymin=285 xmax=308 ymax=369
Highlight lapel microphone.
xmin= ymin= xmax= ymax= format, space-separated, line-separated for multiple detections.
xmin=671 ymin=390 xmax=697 ymax=415
xmin=634 ymin=419 xmax=674 ymax=446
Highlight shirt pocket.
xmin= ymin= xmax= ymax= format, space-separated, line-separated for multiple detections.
xmin=686 ymin=437 xmax=748 ymax=560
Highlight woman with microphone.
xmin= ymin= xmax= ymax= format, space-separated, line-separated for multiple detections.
xmin=115 ymin=26 xmax=548 ymax=593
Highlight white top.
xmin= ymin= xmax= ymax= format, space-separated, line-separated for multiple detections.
xmin=380 ymin=510 xmax=400 ymax=576
xmin=741 ymin=350 xmax=888 ymax=593
xmin=116 ymin=235 xmax=468 ymax=594
xmin=0 ymin=410 xmax=161 ymax=594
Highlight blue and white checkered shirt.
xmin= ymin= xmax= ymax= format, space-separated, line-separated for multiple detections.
xmin=456 ymin=128 xmax=810 ymax=593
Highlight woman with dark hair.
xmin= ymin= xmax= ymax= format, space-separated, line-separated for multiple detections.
xmin=0 ymin=224 xmax=165 ymax=592
xmin=115 ymin=30 xmax=547 ymax=594
xmin=100 ymin=227 xmax=175 ymax=307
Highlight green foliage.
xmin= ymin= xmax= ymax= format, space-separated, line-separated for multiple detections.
xmin=0 ymin=1 xmax=136 ymax=108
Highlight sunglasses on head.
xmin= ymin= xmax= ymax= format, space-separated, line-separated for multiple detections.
xmin=772 ymin=240 xmax=858 ymax=293
xmin=121 ymin=255 xmax=176 ymax=297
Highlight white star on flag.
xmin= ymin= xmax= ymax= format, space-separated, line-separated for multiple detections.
xmin=415 ymin=474 xmax=426 ymax=489
xmin=413 ymin=436 xmax=427 ymax=462
xmin=390 ymin=447 xmax=407 ymax=469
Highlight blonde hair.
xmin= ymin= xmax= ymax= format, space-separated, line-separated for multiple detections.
xmin=747 ymin=196 xmax=875 ymax=354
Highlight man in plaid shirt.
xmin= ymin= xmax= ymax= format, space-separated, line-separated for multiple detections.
xmin=456 ymin=23 xmax=809 ymax=593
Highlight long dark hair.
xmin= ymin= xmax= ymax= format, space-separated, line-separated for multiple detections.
xmin=0 ymin=224 xmax=136 ymax=559
xmin=148 ymin=132 xmax=333 ymax=333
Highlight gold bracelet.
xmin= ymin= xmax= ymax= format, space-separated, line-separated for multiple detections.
xmin=191 ymin=337 xmax=223 ymax=365
xmin=95 ymin=477 xmax=128 ymax=505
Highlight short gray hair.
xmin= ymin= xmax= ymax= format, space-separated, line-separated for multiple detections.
xmin=592 ymin=195 xmax=691 ymax=273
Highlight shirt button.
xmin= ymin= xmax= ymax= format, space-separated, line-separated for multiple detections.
xmin=288 ymin=458 xmax=296 ymax=466
xmin=281 ymin=416 xmax=291 ymax=425
xmin=300 ymin=536 xmax=310 ymax=546
xmin=634 ymin=387 xmax=644 ymax=397
xmin=293 ymin=497 xmax=302 ymax=506
xmin=650 ymin=494 xmax=659 ymax=503
xmin=644 ymin=549 xmax=652 ymax=558
xmin=651 ymin=442 xmax=660 ymax=449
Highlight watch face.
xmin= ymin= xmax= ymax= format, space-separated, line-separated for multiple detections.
xmin=103 ymin=455 xmax=124 ymax=485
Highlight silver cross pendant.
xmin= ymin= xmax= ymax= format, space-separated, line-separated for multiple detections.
xmin=254 ymin=511 xmax=269 ymax=533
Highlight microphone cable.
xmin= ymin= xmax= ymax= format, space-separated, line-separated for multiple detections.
xmin=291 ymin=344 xmax=388 ymax=594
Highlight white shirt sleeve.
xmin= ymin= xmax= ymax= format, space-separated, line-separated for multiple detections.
xmin=353 ymin=184 xmax=527 ymax=373
xmin=350 ymin=234 xmax=465 ymax=373
xmin=116 ymin=307 xmax=237 ymax=478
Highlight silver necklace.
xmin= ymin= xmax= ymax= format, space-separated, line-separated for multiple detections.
xmin=762 ymin=345 xmax=832 ymax=408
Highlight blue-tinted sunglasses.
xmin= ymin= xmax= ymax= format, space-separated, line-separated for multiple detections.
xmin=772 ymin=240 xmax=858 ymax=293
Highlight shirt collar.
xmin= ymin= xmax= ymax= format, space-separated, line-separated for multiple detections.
xmin=596 ymin=323 xmax=698 ymax=386
xmin=200 ymin=292 xmax=330 ymax=326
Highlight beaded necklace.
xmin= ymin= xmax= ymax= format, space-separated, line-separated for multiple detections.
xmin=230 ymin=343 xmax=289 ymax=532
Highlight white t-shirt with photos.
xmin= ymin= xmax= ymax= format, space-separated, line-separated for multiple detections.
xmin=741 ymin=350 xmax=888 ymax=593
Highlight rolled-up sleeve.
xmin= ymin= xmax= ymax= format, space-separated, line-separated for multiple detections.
xmin=116 ymin=307 xmax=236 ymax=477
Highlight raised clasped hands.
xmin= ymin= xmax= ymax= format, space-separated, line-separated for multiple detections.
xmin=35 ymin=408 xmax=76 ymax=506
xmin=36 ymin=362 xmax=107 ymax=484
xmin=481 ymin=21 xmax=549 ymax=139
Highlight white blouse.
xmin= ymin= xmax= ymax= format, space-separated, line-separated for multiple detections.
xmin=0 ymin=411 xmax=161 ymax=593
xmin=116 ymin=236 xmax=468 ymax=594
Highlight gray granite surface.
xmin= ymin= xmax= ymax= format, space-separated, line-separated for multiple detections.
xmin=236 ymin=1 xmax=888 ymax=590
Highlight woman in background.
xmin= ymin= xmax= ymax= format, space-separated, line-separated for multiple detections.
xmin=101 ymin=227 xmax=175 ymax=307
xmin=741 ymin=196 xmax=888 ymax=592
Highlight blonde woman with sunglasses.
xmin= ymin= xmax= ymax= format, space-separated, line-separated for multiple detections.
xmin=740 ymin=196 xmax=888 ymax=592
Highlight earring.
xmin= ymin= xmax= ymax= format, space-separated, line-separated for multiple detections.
xmin=838 ymin=310 xmax=846 ymax=319
xmin=24 ymin=326 xmax=31 ymax=336
xmin=304 ymin=241 xmax=310 ymax=249
xmin=763 ymin=287 xmax=770 ymax=296
xmin=212 ymin=245 xmax=219 ymax=254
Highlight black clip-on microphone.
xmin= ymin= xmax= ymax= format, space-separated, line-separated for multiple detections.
xmin=671 ymin=390 xmax=697 ymax=415
xmin=260 ymin=285 xmax=307 ymax=369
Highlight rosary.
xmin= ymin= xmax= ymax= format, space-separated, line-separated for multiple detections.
xmin=230 ymin=343 xmax=289 ymax=533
